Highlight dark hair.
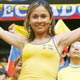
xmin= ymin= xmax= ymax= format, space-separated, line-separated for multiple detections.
xmin=24 ymin=0 xmax=55 ymax=42
xmin=14 ymin=56 xmax=22 ymax=67
xmin=68 ymin=40 xmax=80 ymax=51
xmin=68 ymin=46 xmax=71 ymax=52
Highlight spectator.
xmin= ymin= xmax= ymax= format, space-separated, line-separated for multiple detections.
xmin=1 ymin=56 xmax=8 ymax=62
xmin=8 ymin=56 xmax=22 ymax=80
xmin=58 ymin=41 xmax=80 ymax=80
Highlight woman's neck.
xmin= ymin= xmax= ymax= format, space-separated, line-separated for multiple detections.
xmin=33 ymin=34 xmax=51 ymax=42
xmin=35 ymin=32 xmax=50 ymax=39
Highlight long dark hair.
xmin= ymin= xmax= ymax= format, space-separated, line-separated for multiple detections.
xmin=24 ymin=0 xmax=55 ymax=42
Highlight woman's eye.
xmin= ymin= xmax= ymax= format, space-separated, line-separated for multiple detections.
xmin=41 ymin=15 xmax=46 ymax=18
xmin=32 ymin=15 xmax=38 ymax=19
xmin=32 ymin=14 xmax=47 ymax=19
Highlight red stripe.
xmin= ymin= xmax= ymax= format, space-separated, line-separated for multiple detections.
xmin=8 ymin=61 xmax=15 ymax=77
xmin=0 ymin=14 xmax=80 ymax=21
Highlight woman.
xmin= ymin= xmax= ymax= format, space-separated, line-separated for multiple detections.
xmin=0 ymin=1 xmax=80 ymax=80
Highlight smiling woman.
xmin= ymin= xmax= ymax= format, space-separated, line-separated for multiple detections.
xmin=28 ymin=5 xmax=52 ymax=35
xmin=0 ymin=1 xmax=80 ymax=80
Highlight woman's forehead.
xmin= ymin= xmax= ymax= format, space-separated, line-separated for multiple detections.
xmin=32 ymin=5 xmax=47 ymax=13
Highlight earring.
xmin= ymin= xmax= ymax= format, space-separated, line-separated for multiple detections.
xmin=28 ymin=25 xmax=31 ymax=35
xmin=49 ymin=25 xmax=51 ymax=35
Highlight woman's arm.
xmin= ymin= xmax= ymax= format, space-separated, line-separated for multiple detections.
xmin=55 ymin=27 xmax=80 ymax=53
xmin=0 ymin=27 xmax=24 ymax=50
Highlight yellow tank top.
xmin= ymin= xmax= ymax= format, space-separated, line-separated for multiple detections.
xmin=18 ymin=37 xmax=60 ymax=80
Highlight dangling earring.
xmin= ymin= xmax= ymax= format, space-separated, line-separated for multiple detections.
xmin=49 ymin=25 xmax=51 ymax=35
xmin=28 ymin=25 xmax=31 ymax=35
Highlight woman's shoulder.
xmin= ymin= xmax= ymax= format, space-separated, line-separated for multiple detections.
xmin=53 ymin=34 xmax=62 ymax=44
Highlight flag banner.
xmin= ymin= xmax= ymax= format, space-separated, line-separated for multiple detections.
xmin=55 ymin=19 xmax=70 ymax=34
xmin=8 ymin=46 xmax=22 ymax=76
xmin=0 ymin=4 xmax=80 ymax=21
xmin=14 ymin=24 xmax=28 ymax=36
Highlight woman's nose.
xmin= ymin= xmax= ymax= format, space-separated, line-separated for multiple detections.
xmin=37 ymin=17 xmax=42 ymax=22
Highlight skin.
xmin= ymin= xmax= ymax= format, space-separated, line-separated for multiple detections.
xmin=29 ymin=5 xmax=51 ymax=34
xmin=0 ymin=74 xmax=6 ymax=80
xmin=60 ymin=51 xmax=67 ymax=66
xmin=29 ymin=5 xmax=52 ymax=43
xmin=58 ymin=41 xmax=80 ymax=80
xmin=0 ymin=3 xmax=80 ymax=80
xmin=12 ymin=58 xmax=22 ymax=80
xmin=8 ymin=23 xmax=16 ymax=33
xmin=69 ymin=41 xmax=80 ymax=65
xmin=0 ymin=4 xmax=80 ymax=55
xmin=0 ymin=73 xmax=8 ymax=80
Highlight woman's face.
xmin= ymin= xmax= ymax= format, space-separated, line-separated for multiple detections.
xmin=14 ymin=59 xmax=22 ymax=78
xmin=29 ymin=5 xmax=51 ymax=34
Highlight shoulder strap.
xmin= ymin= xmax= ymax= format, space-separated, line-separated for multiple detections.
xmin=52 ymin=37 xmax=60 ymax=56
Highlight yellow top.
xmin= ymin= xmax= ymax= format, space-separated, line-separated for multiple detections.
xmin=18 ymin=37 xmax=60 ymax=80
xmin=58 ymin=65 xmax=80 ymax=80
xmin=0 ymin=65 xmax=3 ymax=68
xmin=8 ymin=77 xmax=13 ymax=80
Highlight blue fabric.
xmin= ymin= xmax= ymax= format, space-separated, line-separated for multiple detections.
xmin=9 ymin=46 xmax=22 ymax=61
xmin=0 ymin=68 xmax=8 ymax=77
xmin=58 ymin=57 xmax=70 ymax=71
